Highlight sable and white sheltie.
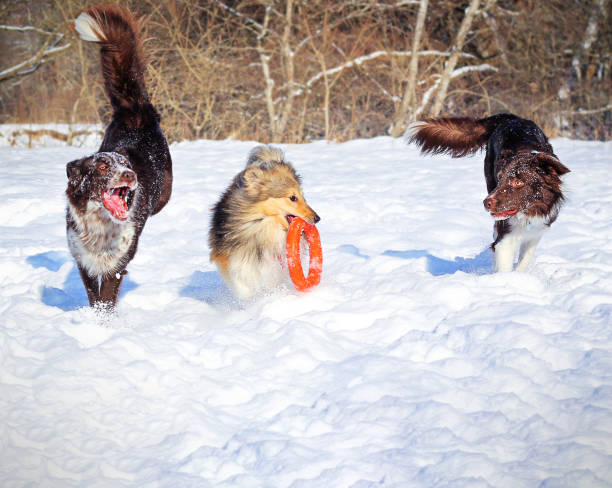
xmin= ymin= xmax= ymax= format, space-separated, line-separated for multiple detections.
xmin=209 ymin=146 xmax=320 ymax=299
xmin=65 ymin=5 xmax=172 ymax=308
xmin=408 ymin=113 xmax=570 ymax=272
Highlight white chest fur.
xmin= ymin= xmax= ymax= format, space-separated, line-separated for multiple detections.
xmin=67 ymin=200 xmax=136 ymax=277
xmin=226 ymin=217 xmax=288 ymax=299
xmin=494 ymin=215 xmax=548 ymax=272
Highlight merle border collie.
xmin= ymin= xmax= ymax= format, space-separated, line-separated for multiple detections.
xmin=66 ymin=5 xmax=172 ymax=308
xmin=408 ymin=113 xmax=570 ymax=272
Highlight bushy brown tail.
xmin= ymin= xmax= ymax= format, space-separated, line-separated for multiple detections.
xmin=74 ymin=5 xmax=148 ymax=113
xmin=407 ymin=114 xmax=519 ymax=158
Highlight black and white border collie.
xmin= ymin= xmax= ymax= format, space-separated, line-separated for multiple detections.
xmin=66 ymin=5 xmax=172 ymax=308
xmin=408 ymin=113 xmax=570 ymax=272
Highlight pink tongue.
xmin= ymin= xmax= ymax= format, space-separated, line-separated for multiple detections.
xmin=102 ymin=189 xmax=127 ymax=220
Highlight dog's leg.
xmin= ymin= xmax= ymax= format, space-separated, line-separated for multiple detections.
xmin=515 ymin=238 xmax=540 ymax=272
xmin=228 ymin=268 xmax=256 ymax=300
xmin=77 ymin=265 xmax=100 ymax=306
xmin=98 ymin=269 xmax=127 ymax=307
xmin=515 ymin=234 xmax=544 ymax=272
xmin=493 ymin=232 xmax=520 ymax=272
xmin=491 ymin=220 xmax=515 ymax=272
xmin=227 ymin=259 xmax=259 ymax=300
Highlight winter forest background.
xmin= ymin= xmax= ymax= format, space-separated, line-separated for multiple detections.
xmin=2 ymin=2 xmax=612 ymax=486
xmin=0 ymin=0 xmax=610 ymax=144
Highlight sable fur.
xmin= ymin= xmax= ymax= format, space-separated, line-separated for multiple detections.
xmin=209 ymin=145 xmax=320 ymax=299
xmin=408 ymin=113 xmax=570 ymax=272
xmin=66 ymin=5 xmax=172 ymax=308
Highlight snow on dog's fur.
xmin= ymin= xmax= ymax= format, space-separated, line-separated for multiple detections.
xmin=209 ymin=146 xmax=320 ymax=299
xmin=66 ymin=5 xmax=172 ymax=309
xmin=408 ymin=113 xmax=570 ymax=272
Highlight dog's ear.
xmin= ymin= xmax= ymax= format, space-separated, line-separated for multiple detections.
xmin=66 ymin=159 xmax=83 ymax=182
xmin=536 ymin=153 xmax=570 ymax=176
xmin=240 ymin=166 xmax=265 ymax=189
xmin=113 ymin=147 xmax=132 ymax=163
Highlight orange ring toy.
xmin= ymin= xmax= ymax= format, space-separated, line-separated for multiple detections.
xmin=286 ymin=217 xmax=322 ymax=292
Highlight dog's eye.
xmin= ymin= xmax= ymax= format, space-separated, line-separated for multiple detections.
xmin=289 ymin=195 xmax=298 ymax=202
xmin=511 ymin=178 xmax=524 ymax=188
xmin=97 ymin=163 xmax=109 ymax=175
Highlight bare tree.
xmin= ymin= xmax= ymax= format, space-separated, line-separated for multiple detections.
xmin=558 ymin=0 xmax=609 ymax=105
xmin=391 ymin=0 xmax=428 ymax=137
xmin=429 ymin=0 xmax=483 ymax=117
xmin=1 ymin=0 xmax=608 ymax=141
xmin=255 ymin=5 xmax=278 ymax=137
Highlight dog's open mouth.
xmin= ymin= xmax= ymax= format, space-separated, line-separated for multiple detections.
xmin=102 ymin=186 xmax=135 ymax=221
xmin=491 ymin=208 xmax=518 ymax=219
xmin=286 ymin=214 xmax=297 ymax=225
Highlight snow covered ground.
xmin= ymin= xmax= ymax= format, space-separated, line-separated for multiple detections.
xmin=1 ymin=131 xmax=611 ymax=487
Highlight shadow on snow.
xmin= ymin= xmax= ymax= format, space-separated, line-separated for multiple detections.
xmin=179 ymin=270 xmax=233 ymax=306
xmin=338 ymin=244 xmax=492 ymax=275
xmin=29 ymin=245 xmax=490 ymax=312
xmin=27 ymin=251 xmax=138 ymax=311
xmin=383 ymin=248 xmax=492 ymax=275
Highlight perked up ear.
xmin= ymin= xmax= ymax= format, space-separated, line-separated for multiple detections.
xmin=536 ymin=153 xmax=570 ymax=176
xmin=66 ymin=159 xmax=82 ymax=182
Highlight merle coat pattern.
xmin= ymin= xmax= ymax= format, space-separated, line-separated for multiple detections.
xmin=66 ymin=5 xmax=172 ymax=308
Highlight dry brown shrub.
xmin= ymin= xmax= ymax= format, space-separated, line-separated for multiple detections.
xmin=0 ymin=0 xmax=609 ymax=142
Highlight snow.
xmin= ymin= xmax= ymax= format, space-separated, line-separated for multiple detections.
xmin=1 ymin=129 xmax=611 ymax=487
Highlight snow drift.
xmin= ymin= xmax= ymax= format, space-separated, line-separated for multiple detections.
xmin=1 ymin=132 xmax=611 ymax=487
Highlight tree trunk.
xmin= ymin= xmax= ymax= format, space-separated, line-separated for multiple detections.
xmin=558 ymin=0 xmax=608 ymax=102
xmin=429 ymin=0 xmax=481 ymax=117
xmin=391 ymin=0 xmax=429 ymax=137
xmin=276 ymin=0 xmax=295 ymax=140
xmin=256 ymin=6 xmax=277 ymax=139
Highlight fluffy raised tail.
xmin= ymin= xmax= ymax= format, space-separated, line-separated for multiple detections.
xmin=407 ymin=113 xmax=519 ymax=158
xmin=75 ymin=5 xmax=148 ymax=113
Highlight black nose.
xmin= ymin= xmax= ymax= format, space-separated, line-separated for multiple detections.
xmin=314 ymin=213 xmax=321 ymax=224
xmin=483 ymin=196 xmax=496 ymax=211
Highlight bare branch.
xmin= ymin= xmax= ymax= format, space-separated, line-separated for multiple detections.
xmin=481 ymin=0 xmax=512 ymax=70
xmin=0 ymin=24 xmax=70 ymax=83
xmin=559 ymin=104 xmax=612 ymax=116
xmin=0 ymin=24 xmax=58 ymax=35
xmin=0 ymin=41 xmax=71 ymax=82
xmin=297 ymin=49 xmax=475 ymax=96
xmin=415 ymin=63 xmax=498 ymax=119
xmin=212 ymin=0 xmax=280 ymax=39
xmin=430 ymin=0 xmax=483 ymax=117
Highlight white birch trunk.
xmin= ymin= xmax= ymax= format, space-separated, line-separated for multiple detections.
xmin=429 ymin=0 xmax=481 ymax=117
xmin=256 ymin=6 xmax=277 ymax=138
xmin=276 ymin=0 xmax=295 ymax=139
xmin=391 ymin=0 xmax=429 ymax=137
xmin=558 ymin=0 xmax=608 ymax=101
